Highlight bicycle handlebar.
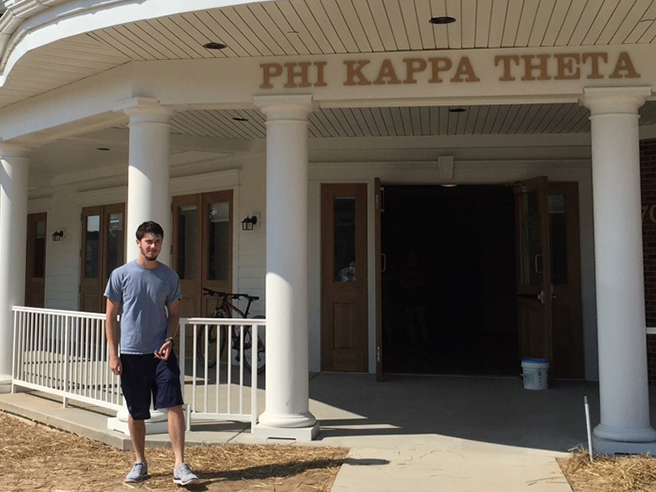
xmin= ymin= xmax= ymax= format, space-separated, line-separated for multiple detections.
xmin=202 ymin=287 xmax=260 ymax=302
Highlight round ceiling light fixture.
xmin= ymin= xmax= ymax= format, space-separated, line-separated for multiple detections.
xmin=429 ymin=16 xmax=456 ymax=25
xmin=203 ymin=42 xmax=227 ymax=50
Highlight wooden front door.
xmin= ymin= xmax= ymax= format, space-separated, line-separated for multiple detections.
xmin=25 ymin=212 xmax=47 ymax=308
xmin=172 ymin=190 xmax=233 ymax=319
xmin=321 ymin=183 xmax=368 ymax=372
xmin=549 ymin=182 xmax=584 ymax=378
xmin=515 ymin=177 xmax=553 ymax=363
xmin=80 ymin=204 xmax=125 ymax=312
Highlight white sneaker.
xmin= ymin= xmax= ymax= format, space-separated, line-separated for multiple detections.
xmin=173 ymin=463 xmax=198 ymax=486
xmin=125 ymin=462 xmax=148 ymax=482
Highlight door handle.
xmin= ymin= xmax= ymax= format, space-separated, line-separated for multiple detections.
xmin=381 ymin=253 xmax=387 ymax=273
xmin=534 ymin=254 xmax=543 ymax=274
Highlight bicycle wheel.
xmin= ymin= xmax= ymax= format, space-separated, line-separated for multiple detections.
xmin=243 ymin=315 xmax=265 ymax=374
xmin=197 ymin=310 xmax=228 ymax=368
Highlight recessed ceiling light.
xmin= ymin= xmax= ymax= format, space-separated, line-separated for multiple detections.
xmin=232 ymin=117 xmax=249 ymax=122
xmin=429 ymin=16 xmax=456 ymax=25
xmin=441 ymin=183 xmax=458 ymax=188
xmin=448 ymin=107 xmax=466 ymax=113
xmin=203 ymin=42 xmax=227 ymax=50
xmin=96 ymin=147 xmax=110 ymax=151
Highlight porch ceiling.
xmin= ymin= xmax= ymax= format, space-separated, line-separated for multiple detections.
xmin=2 ymin=1 xmax=656 ymax=110
xmin=169 ymin=101 xmax=656 ymax=139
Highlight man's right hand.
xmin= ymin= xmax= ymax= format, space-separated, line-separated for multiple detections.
xmin=109 ymin=354 xmax=122 ymax=375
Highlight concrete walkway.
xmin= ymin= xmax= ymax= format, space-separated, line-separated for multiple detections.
xmin=0 ymin=373 xmax=617 ymax=491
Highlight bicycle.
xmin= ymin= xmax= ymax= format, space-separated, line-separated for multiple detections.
xmin=198 ymin=287 xmax=265 ymax=374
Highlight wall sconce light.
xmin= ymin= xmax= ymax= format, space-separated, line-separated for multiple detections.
xmin=52 ymin=230 xmax=64 ymax=242
xmin=241 ymin=216 xmax=258 ymax=231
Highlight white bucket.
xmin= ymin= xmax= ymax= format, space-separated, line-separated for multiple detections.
xmin=521 ymin=358 xmax=549 ymax=390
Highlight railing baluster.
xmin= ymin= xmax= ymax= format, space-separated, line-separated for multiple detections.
xmin=239 ymin=323 xmax=244 ymax=416
xmin=216 ymin=324 xmax=223 ymax=413
xmin=214 ymin=324 xmax=221 ymax=413
xmin=40 ymin=313 xmax=45 ymax=387
xmin=63 ymin=315 xmax=70 ymax=408
xmin=100 ymin=318 xmax=106 ymax=405
xmin=29 ymin=312 xmax=35 ymax=384
xmin=227 ymin=324 xmax=232 ymax=415
xmin=57 ymin=315 xmax=62 ymax=391
xmin=91 ymin=318 xmax=97 ymax=400
xmin=192 ymin=324 xmax=197 ymax=414
xmin=203 ymin=324 xmax=208 ymax=414
xmin=11 ymin=310 xmax=18 ymax=393
xmin=251 ymin=323 xmax=258 ymax=433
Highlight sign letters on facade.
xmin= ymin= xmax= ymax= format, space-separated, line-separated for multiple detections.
xmin=260 ymin=51 xmax=640 ymax=89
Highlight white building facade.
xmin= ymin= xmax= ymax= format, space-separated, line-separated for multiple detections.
xmin=1 ymin=0 xmax=656 ymax=452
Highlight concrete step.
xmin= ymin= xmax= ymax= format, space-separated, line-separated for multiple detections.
xmin=0 ymin=389 xmax=253 ymax=450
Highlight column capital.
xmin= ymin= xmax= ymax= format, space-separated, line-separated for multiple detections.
xmin=253 ymin=95 xmax=315 ymax=121
xmin=114 ymin=97 xmax=175 ymax=123
xmin=581 ymin=86 xmax=652 ymax=116
xmin=0 ymin=142 xmax=34 ymax=158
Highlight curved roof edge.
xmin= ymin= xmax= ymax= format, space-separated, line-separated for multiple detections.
xmin=0 ymin=0 xmax=273 ymax=86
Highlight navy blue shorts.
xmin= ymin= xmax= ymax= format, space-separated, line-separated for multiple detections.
xmin=120 ymin=352 xmax=184 ymax=420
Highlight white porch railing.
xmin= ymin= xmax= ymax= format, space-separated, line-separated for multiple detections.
xmin=179 ymin=317 xmax=265 ymax=433
xmin=12 ymin=307 xmax=122 ymax=411
xmin=12 ymin=307 xmax=266 ymax=433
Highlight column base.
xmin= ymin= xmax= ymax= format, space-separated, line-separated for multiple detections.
xmin=0 ymin=375 xmax=11 ymax=394
xmin=108 ymin=405 xmax=170 ymax=435
xmin=254 ymin=421 xmax=320 ymax=441
xmin=593 ymin=434 xmax=656 ymax=455
xmin=107 ymin=415 xmax=170 ymax=435
xmin=594 ymin=423 xmax=656 ymax=443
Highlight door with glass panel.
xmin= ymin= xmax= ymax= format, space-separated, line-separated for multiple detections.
xmin=321 ymin=184 xmax=368 ymax=372
xmin=172 ymin=191 xmax=233 ymax=319
xmin=548 ymin=182 xmax=583 ymax=379
xmin=25 ymin=213 xmax=47 ymax=308
xmin=80 ymin=204 xmax=125 ymax=313
xmin=515 ymin=177 xmax=552 ymax=364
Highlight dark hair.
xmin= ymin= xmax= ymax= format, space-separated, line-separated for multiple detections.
xmin=136 ymin=221 xmax=164 ymax=240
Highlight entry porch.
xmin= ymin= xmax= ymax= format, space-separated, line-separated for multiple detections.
xmin=0 ymin=371 xmax=634 ymax=491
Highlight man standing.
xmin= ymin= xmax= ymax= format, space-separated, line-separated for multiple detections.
xmin=105 ymin=221 xmax=198 ymax=486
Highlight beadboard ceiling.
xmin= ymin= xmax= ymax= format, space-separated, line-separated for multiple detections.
xmin=3 ymin=0 xmax=656 ymax=112
xmin=1 ymin=0 xmax=656 ymax=146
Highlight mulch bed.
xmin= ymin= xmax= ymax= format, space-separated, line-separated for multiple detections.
xmin=558 ymin=448 xmax=656 ymax=492
xmin=0 ymin=410 xmax=348 ymax=491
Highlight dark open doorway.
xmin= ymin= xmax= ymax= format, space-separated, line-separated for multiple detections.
xmin=381 ymin=185 xmax=518 ymax=376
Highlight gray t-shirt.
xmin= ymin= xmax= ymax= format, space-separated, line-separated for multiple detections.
xmin=104 ymin=260 xmax=181 ymax=355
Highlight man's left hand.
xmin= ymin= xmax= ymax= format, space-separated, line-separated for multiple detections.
xmin=154 ymin=339 xmax=173 ymax=360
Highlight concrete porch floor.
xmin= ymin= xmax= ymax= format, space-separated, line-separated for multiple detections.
xmin=2 ymin=373 xmax=651 ymax=491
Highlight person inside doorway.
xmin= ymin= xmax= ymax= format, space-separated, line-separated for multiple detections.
xmin=105 ymin=221 xmax=198 ymax=486
xmin=399 ymin=250 xmax=430 ymax=351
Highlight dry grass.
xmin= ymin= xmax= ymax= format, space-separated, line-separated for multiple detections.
xmin=0 ymin=410 xmax=348 ymax=492
xmin=559 ymin=447 xmax=656 ymax=492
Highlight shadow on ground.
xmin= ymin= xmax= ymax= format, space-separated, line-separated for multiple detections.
xmin=309 ymin=372 xmax=609 ymax=452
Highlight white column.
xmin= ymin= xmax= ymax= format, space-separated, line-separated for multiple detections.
xmin=0 ymin=144 xmax=30 ymax=383
xmin=582 ymin=86 xmax=656 ymax=453
xmin=253 ymin=95 xmax=319 ymax=440
xmin=107 ymin=99 xmax=173 ymax=433
xmin=116 ymin=98 xmax=174 ymax=265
